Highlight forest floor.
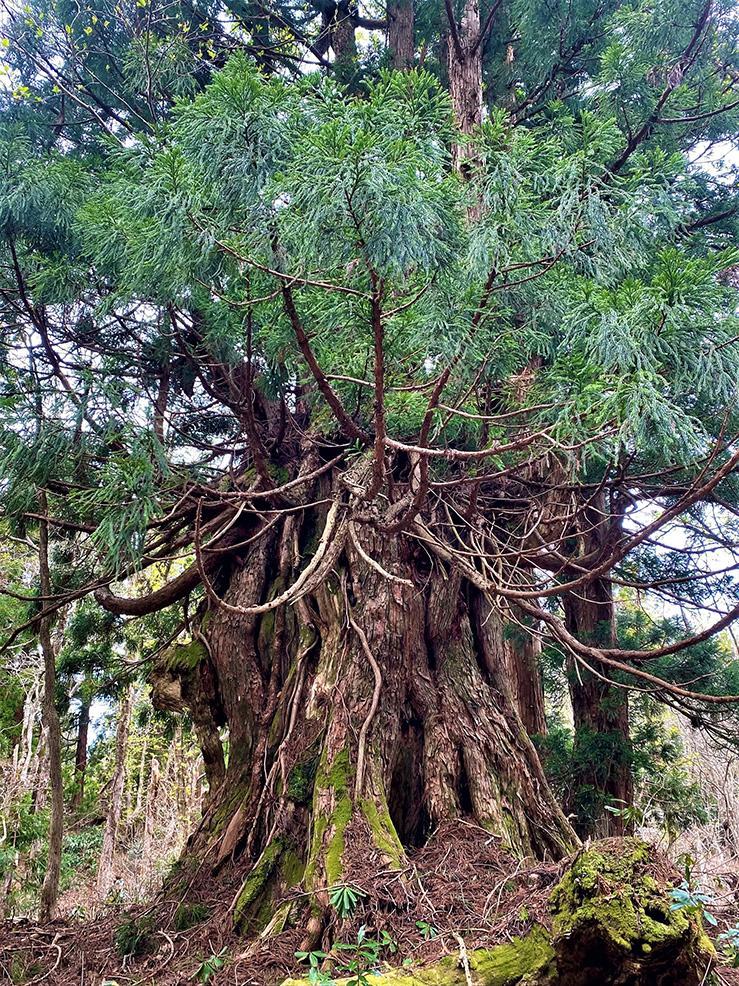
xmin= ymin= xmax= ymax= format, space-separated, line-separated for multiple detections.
xmin=2 ymin=822 xmax=739 ymax=986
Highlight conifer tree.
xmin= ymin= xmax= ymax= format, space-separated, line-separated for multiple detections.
xmin=0 ymin=0 xmax=737 ymax=938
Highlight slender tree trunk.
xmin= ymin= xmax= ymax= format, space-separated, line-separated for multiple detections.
xmin=38 ymin=490 xmax=64 ymax=924
xmin=32 ymin=727 xmax=48 ymax=813
xmin=134 ymin=736 xmax=148 ymax=816
xmin=174 ymin=725 xmax=187 ymax=822
xmin=71 ymin=696 xmax=90 ymax=811
xmin=17 ymin=679 xmax=40 ymax=789
xmin=507 ymin=614 xmax=547 ymax=737
xmin=564 ymin=578 xmax=633 ymax=837
xmin=388 ymin=0 xmax=414 ymax=69
xmin=141 ymin=757 xmax=160 ymax=895
xmin=9 ymin=698 xmax=24 ymax=752
xmin=96 ymin=686 xmax=133 ymax=903
xmin=447 ymin=0 xmax=483 ymax=175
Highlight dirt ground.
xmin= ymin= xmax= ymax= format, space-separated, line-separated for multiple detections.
xmin=1 ymin=821 xmax=737 ymax=986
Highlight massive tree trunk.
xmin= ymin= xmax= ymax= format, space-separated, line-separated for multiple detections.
xmin=564 ymin=577 xmax=633 ymax=837
xmin=168 ymin=496 xmax=577 ymax=941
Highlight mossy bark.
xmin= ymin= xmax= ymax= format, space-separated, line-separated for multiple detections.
xmin=162 ymin=507 xmax=577 ymax=938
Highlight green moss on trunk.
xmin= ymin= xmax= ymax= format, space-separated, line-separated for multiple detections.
xmin=361 ymin=797 xmax=404 ymax=869
xmin=211 ymin=780 xmax=249 ymax=835
xmin=233 ymin=837 xmax=305 ymax=935
xmin=305 ymin=747 xmax=354 ymax=888
xmin=468 ymin=926 xmax=556 ymax=984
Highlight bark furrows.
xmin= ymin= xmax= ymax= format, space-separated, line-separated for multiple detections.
xmin=159 ymin=474 xmax=578 ymax=938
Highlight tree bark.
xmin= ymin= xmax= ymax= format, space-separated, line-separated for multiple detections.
xmin=71 ymin=696 xmax=90 ymax=811
xmin=96 ymin=685 xmax=133 ymax=903
xmin=564 ymin=577 xmax=633 ymax=837
xmin=447 ymin=0 xmax=483 ymax=175
xmin=471 ymin=594 xmax=547 ymax=737
xmin=175 ymin=510 xmax=577 ymax=939
xmin=507 ymin=614 xmax=547 ymax=737
xmin=38 ymin=490 xmax=64 ymax=924
xmin=388 ymin=0 xmax=414 ymax=69
xmin=327 ymin=1 xmax=358 ymax=83
xmin=16 ymin=678 xmax=41 ymax=789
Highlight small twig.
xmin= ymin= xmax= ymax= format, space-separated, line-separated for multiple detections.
xmin=450 ymin=932 xmax=473 ymax=986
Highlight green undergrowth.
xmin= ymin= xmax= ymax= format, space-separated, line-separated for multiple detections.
xmin=114 ymin=914 xmax=155 ymax=958
xmin=173 ymin=901 xmax=210 ymax=931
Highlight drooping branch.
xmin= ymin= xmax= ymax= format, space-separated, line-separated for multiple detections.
xmin=94 ymin=512 xmax=250 ymax=616
xmin=519 ymin=599 xmax=739 ymax=706
xmin=609 ymin=0 xmax=714 ymax=173
xmin=94 ymin=562 xmax=204 ymax=617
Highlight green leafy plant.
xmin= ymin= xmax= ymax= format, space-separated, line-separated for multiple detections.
xmin=718 ymin=925 xmax=739 ymax=967
xmin=678 ymin=852 xmax=696 ymax=885
xmin=294 ymin=949 xmax=331 ymax=986
xmin=296 ymin=928 xmax=396 ymax=986
xmin=669 ymin=883 xmax=717 ymax=926
xmin=328 ymin=884 xmax=365 ymax=919
xmin=194 ymin=948 xmax=228 ymax=983
xmin=333 ymin=927 xmax=396 ymax=986
xmin=604 ymin=800 xmax=646 ymax=827
xmin=416 ymin=920 xmax=438 ymax=940
xmin=669 ymin=852 xmax=717 ymax=926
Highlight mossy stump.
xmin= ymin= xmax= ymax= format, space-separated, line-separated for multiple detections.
xmin=283 ymin=838 xmax=713 ymax=986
